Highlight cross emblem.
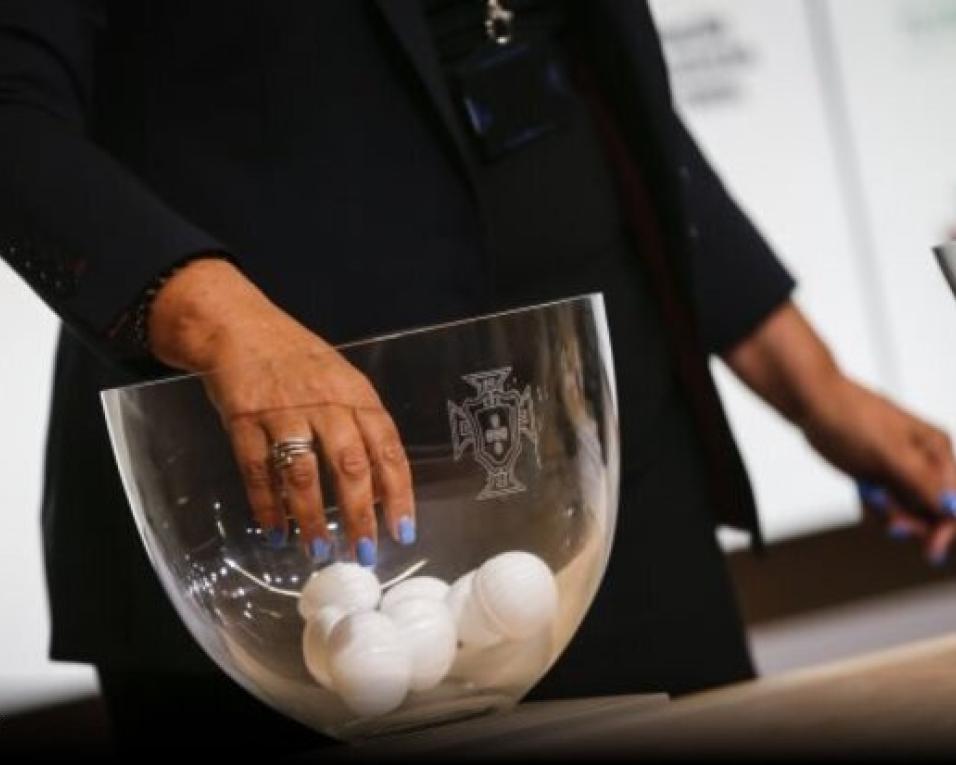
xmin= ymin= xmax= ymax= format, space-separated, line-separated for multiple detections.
xmin=448 ymin=366 xmax=538 ymax=500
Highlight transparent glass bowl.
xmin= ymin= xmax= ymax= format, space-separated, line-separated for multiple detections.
xmin=102 ymin=293 xmax=620 ymax=741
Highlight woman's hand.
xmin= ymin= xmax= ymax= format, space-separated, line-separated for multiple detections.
xmin=725 ymin=300 xmax=956 ymax=565
xmin=801 ymin=376 xmax=956 ymax=563
xmin=147 ymin=257 xmax=415 ymax=566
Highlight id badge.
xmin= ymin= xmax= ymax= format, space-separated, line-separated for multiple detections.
xmin=451 ymin=37 xmax=575 ymax=162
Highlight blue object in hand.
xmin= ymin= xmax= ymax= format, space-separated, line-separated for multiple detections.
xmin=310 ymin=537 xmax=332 ymax=563
xmin=356 ymin=537 xmax=377 ymax=568
xmin=940 ymin=490 xmax=956 ymax=519
xmin=857 ymin=480 xmax=890 ymax=513
xmin=265 ymin=527 xmax=287 ymax=549
xmin=398 ymin=516 xmax=416 ymax=546
xmin=886 ymin=523 xmax=911 ymax=540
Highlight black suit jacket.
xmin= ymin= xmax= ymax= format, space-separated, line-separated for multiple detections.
xmin=0 ymin=0 xmax=793 ymax=666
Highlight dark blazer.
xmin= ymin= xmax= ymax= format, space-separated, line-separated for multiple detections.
xmin=0 ymin=1 xmax=793 ymax=667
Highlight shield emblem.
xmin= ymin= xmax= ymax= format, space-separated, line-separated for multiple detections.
xmin=447 ymin=366 xmax=538 ymax=500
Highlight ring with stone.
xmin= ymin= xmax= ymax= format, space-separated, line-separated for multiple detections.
xmin=271 ymin=437 xmax=315 ymax=469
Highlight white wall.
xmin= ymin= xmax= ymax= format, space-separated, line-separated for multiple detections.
xmin=652 ymin=0 xmax=876 ymax=541
xmin=651 ymin=0 xmax=956 ymax=541
xmin=0 ymin=263 xmax=98 ymax=711
xmin=825 ymin=0 xmax=956 ymax=431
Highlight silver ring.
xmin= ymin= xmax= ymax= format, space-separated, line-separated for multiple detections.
xmin=271 ymin=437 xmax=315 ymax=469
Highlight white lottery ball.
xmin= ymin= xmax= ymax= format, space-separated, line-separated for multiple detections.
xmin=312 ymin=603 xmax=347 ymax=639
xmin=298 ymin=562 xmax=381 ymax=621
xmin=380 ymin=576 xmax=450 ymax=612
xmin=327 ymin=611 xmax=411 ymax=718
xmin=302 ymin=604 xmax=346 ymax=689
xmin=449 ymin=626 xmax=554 ymax=691
xmin=445 ymin=571 xmax=501 ymax=649
xmin=474 ymin=552 xmax=558 ymax=640
xmin=382 ymin=598 xmax=457 ymax=691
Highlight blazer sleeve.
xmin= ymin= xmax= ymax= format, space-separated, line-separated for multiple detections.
xmin=672 ymin=116 xmax=797 ymax=354
xmin=0 ymin=0 xmax=227 ymax=361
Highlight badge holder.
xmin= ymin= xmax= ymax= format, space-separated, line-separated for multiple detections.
xmin=450 ymin=36 xmax=575 ymax=162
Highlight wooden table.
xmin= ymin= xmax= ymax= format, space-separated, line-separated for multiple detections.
xmin=334 ymin=633 xmax=956 ymax=760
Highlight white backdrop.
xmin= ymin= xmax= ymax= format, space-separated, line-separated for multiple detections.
xmin=2 ymin=0 xmax=956 ymax=712
xmin=652 ymin=0 xmax=880 ymax=541
xmin=651 ymin=0 xmax=956 ymax=540
xmin=0 ymin=264 xmax=96 ymax=709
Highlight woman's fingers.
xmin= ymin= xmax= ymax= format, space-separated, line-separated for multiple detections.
xmin=912 ymin=423 xmax=956 ymax=517
xmin=925 ymin=520 xmax=956 ymax=567
xmin=880 ymin=435 xmax=953 ymax=519
xmin=229 ymin=418 xmax=288 ymax=547
xmin=262 ymin=413 xmax=331 ymax=562
xmin=221 ymin=352 xmax=414 ymax=567
xmin=311 ymin=404 xmax=378 ymax=567
xmin=884 ymin=507 xmax=930 ymax=541
xmin=859 ymin=480 xmax=929 ymax=539
xmin=355 ymin=407 xmax=416 ymax=546
xmin=857 ymin=478 xmax=956 ymax=568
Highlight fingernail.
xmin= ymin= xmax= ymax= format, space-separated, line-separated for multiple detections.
xmin=929 ymin=550 xmax=949 ymax=568
xmin=887 ymin=524 xmax=911 ymax=540
xmin=356 ymin=537 xmax=377 ymax=568
xmin=310 ymin=537 xmax=332 ymax=563
xmin=858 ymin=480 xmax=889 ymax=512
xmin=398 ymin=516 xmax=416 ymax=546
xmin=265 ymin=527 xmax=287 ymax=549
xmin=940 ymin=490 xmax=956 ymax=518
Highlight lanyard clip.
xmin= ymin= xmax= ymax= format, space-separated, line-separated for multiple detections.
xmin=485 ymin=0 xmax=515 ymax=45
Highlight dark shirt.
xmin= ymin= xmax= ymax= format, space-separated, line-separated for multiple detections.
xmin=0 ymin=1 xmax=794 ymax=682
xmin=422 ymin=1 xmax=680 ymax=472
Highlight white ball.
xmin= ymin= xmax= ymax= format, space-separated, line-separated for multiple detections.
xmin=302 ymin=620 xmax=331 ymax=687
xmin=449 ymin=626 xmax=554 ymax=691
xmin=297 ymin=562 xmax=381 ymax=621
xmin=380 ymin=576 xmax=450 ymax=612
xmin=312 ymin=603 xmax=347 ymax=639
xmin=473 ymin=552 xmax=558 ymax=640
xmin=382 ymin=598 xmax=457 ymax=692
xmin=302 ymin=606 xmax=345 ymax=689
xmin=444 ymin=571 xmax=473 ymax=624
xmin=301 ymin=604 xmax=345 ymax=689
xmin=327 ymin=611 xmax=411 ymax=718
xmin=445 ymin=571 xmax=501 ymax=649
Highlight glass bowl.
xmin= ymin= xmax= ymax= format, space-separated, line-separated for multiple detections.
xmin=101 ymin=293 xmax=620 ymax=741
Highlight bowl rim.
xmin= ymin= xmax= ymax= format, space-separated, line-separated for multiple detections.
xmin=101 ymin=291 xmax=606 ymax=395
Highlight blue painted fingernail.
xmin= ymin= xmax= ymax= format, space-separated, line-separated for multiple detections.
xmin=929 ymin=550 xmax=949 ymax=567
xmin=310 ymin=537 xmax=332 ymax=563
xmin=265 ymin=528 xmax=287 ymax=549
xmin=858 ymin=480 xmax=889 ymax=511
xmin=356 ymin=537 xmax=377 ymax=568
xmin=398 ymin=516 xmax=416 ymax=546
xmin=887 ymin=524 xmax=911 ymax=540
xmin=940 ymin=491 xmax=956 ymax=518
